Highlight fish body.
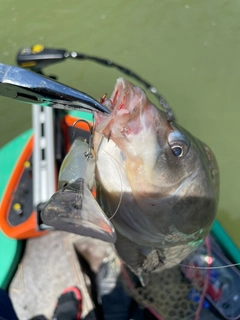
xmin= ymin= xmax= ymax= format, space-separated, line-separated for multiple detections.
xmin=42 ymin=78 xmax=219 ymax=277
xmin=94 ymin=78 xmax=219 ymax=275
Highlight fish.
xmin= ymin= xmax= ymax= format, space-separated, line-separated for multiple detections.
xmin=41 ymin=78 xmax=219 ymax=278
xmin=94 ymin=78 xmax=219 ymax=276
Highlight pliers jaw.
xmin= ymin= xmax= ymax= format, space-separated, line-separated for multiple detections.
xmin=0 ymin=63 xmax=110 ymax=114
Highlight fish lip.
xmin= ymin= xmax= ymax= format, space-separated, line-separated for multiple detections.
xmin=99 ymin=78 xmax=127 ymax=120
xmin=96 ymin=78 xmax=130 ymax=134
xmin=101 ymin=78 xmax=128 ymax=115
xmin=97 ymin=77 xmax=161 ymax=140
xmin=110 ymin=78 xmax=127 ymax=109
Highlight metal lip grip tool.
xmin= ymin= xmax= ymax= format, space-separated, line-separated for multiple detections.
xmin=0 ymin=63 xmax=110 ymax=113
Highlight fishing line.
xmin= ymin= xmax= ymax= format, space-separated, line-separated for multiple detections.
xmin=165 ymin=250 xmax=240 ymax=270
xmin=177 ymin=262 xmax=240 ymax=270
xmin=66 ymin=51 xmax=175 ymax=121
xmin=194 ymin=236 xmax=211 ymax=320
xmin=101 ymin=148 xmax=124 ymax=220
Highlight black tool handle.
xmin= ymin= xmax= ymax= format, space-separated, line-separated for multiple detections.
xmin=17 ymin=44 xmax=67 ymax=71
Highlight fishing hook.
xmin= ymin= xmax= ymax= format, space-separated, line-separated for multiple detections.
xmin=72 ymin=117 xmax=95 ymax=159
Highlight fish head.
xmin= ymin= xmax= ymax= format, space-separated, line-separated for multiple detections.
xmin=95 ymin=78 xmax=219 ymax=248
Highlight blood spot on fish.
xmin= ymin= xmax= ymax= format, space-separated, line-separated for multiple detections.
xmin=151 ymin=204 xmax=156 ymax=206
xmin=118 ymin=102 xmax=124 ymax=110
xmin=118 ymin=95 xmax=126 ymax=110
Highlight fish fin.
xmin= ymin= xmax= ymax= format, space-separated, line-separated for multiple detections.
xmin=41 ymin=179 xmax=116 ymax=243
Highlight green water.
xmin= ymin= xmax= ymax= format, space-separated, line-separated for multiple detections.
xmin=0 ymin=0 xmax=240 ymax=247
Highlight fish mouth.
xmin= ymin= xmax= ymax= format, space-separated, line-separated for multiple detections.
xmin=107 ymin=78 xmax=143 ymax=115
xmin=101 ymin=78 xmax=128 ymax=113
xmin=97 ymin=78 xmax=148 ymax=138
xmin=109 ymin=78 xmax=129 ymax=112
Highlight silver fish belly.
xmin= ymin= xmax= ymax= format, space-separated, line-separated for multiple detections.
xmin=94 ymin=78 xmax=219 ymax=276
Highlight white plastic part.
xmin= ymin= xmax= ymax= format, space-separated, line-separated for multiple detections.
xmin=32 ymin=104 xmax=56 ymax=206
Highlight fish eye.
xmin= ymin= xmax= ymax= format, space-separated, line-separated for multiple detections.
xmin=171 ymin=145 xmax=183 ymax=157
xmin=168 ymin=130 xmax=189 ymax=158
